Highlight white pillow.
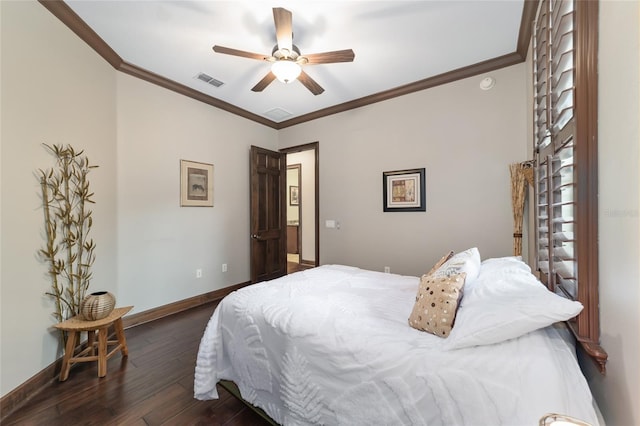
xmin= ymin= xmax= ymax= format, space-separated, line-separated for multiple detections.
xmin=444 ymin=257 xmax=583 ymax=350
xmin=433 ymin=247 xmax=481 ymax=283
xmin=476 ymin=256 xmax=531 ymax=278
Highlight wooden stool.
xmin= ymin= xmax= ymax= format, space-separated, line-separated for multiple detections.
xmin=54 ymin=306 xmax=133 ymax=381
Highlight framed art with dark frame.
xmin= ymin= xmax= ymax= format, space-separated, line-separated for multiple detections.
xmin=180 ymin=159 xmax=213 ymax=207
xmin=289 ymin=185 xmax=299 ymax=206
xmin=382 ymin=168 xmax=426 ymax=212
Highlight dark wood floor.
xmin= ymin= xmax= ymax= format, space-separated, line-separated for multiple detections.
xmin=2 ymin=301 xmax=272 ymax=426
xmin=287 ymin=261 xmax=313 ymax=274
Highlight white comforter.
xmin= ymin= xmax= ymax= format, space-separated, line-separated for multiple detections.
xmin=195 ymin=265 xmax=599 ymax=426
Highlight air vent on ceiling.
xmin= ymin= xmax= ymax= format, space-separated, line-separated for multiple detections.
xmin=264 ymin=108 xmax=293 ymax=121
xmin=195 ymin=72 xmax=224 ymax=87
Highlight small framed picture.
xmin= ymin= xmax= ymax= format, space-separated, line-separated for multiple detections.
xmin=180 ymin=160 xmax=213 ymax=207
xmin=289 ymin=186 xmax=299 ymax=206
xmin=382 ymin=168 xmax=426 ymax=212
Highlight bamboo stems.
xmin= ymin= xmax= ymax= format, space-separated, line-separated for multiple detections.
xmin=510 ymin=162 xmax=528 ymax=257
xmin=39 ymin=144 xmax=98 ymax=342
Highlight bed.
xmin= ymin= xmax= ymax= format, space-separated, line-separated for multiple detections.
xmin=194 ymin=249 xmax=600 ymax=426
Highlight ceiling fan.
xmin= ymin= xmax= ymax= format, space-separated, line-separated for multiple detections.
xmin=212 ymin=7 xmax=355 ymax=96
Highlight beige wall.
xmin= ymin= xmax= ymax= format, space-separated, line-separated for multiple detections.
xmin=1 ymin=0 xmax=118 ymax=395
xmin=585 ymin=2 xmax=640 ymax=425
xmin=115 ymin=73 xmax=277 ymax=313
xmin=0 ymin=0 xmax=277 ymax=396
xmin=287 ymin=150 xmax=316 ymax=263
xmin=279 ymin=64 xmax=529 ymax=276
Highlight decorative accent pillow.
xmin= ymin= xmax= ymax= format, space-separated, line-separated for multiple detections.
xmin=408 ymin=272 xmax=466 ymax=337
xmin=432 ymin=247 xmax=481 ymax=283
xmin=425 ymin=251 xmax=454 ymax=276
xmin=444 ymin=257 xmax=583 ymax=350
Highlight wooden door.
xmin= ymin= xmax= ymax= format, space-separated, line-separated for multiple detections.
xmin=250 ymin=145 xmax=287 ymax=283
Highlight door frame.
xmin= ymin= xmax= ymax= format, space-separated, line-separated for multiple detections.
xmin=280 ymin=142 xmax=319 ymax=267
xmin=286 ymin=163 xmax=302 ymax=260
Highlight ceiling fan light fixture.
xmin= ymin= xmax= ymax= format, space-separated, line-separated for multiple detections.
xmin=212 ymin=8 xmax=353 ymax=94
xmin=272 ymin=60 xmax=301 ymax=84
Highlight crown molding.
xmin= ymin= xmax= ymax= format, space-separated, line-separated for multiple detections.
xmin=39 ymin=0 xmax=536 ymax=130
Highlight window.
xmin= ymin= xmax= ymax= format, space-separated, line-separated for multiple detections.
xmin=533 ymin=0 xmax=606 ymax=372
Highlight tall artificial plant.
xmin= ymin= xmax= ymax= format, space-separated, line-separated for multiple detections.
xmin=38 ymin=143 xmax=98 ymax=329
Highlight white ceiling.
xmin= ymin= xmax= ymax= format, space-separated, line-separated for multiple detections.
xmin=64 ymin=0 xmax=526 ymax=125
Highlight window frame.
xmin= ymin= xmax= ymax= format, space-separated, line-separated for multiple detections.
xmin=533 ymin=0 xmax=607 ymax=373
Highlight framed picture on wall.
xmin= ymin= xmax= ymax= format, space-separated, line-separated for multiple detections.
xmin=290 ymin=185 xmax=299 ymax=206
xmin=382 ymin=168 xmax=426 ymax=212
xmin=180 ymin=159 xmax=213 ymax=207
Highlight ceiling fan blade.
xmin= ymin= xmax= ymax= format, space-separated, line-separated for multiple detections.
xmin=251 ymin=72 xmax=277 ymax=92
xmin=213 ymin=45 xmax=266 ymax=61
xmin=273 ymin=8 xmax=293 ymax=54
xmin=302 ymin=49 xmax=356 ymax=65
xmin=297 ymin=71 xmax=324 ymax=96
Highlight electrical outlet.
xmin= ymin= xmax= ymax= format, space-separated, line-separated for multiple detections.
xmin=196 ymin=269 xmax=202 ymax=278
xmin=384 ymin=266 xmax=390 ymax=273
xmin=222 ymin=263 xmax=228 ymax=272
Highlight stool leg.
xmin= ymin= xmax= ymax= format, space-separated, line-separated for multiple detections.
xmin=87 ymin=330 xmax=95 ymax=356
xmin=97 ymin=327 xmax=108 ymax=378
xmin=113 ymin=318 xmax=129 ymax=357
xmin=59 ymin=331 xmax=78 ymax=381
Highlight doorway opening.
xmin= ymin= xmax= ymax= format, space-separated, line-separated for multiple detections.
xmin=281 ymin=142 xmax=319 ymax=274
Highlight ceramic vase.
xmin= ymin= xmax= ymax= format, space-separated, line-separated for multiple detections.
xmin=81 ymin=291 xmax=116 ymax=321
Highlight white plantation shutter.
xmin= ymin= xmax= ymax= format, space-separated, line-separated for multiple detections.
xmin=534 ymin=0 xmax=575 ymax=290
xmin=532 ymin=0 xmax=606 ymax=372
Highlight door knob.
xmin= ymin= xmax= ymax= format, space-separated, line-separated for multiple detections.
xmin=251 ymin=234 xmax=260 ymax=239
